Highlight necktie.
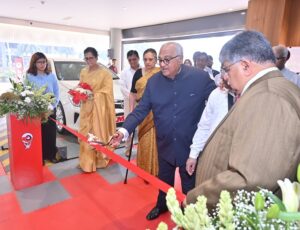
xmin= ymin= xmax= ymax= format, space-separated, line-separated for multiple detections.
xmin=227 ymin=93 xmax=234 ymax=110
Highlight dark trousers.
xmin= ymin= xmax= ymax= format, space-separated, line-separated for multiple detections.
xmin=41 ymin=109 xmax=57 ymax=161
xmin=156 ymin=157 xmax=196 ymax=210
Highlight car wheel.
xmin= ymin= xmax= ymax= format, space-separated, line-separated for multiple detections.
xmin=56 ymin=102 xmax=66 ymax=134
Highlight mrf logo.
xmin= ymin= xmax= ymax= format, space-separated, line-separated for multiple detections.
xmin=21 ymin=133 xmax=33 ymax=150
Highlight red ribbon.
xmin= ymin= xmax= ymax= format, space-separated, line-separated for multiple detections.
xmin=50 ymin=118 xmax=186 ymax=202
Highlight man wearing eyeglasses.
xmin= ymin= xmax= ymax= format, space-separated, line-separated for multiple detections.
xmin=185 ymin=31 xmax=300 ymax=209
xmin=110 ymin=42 xmax=215 ymax=220
xmin=272 ymin=45 xmax=300 ymax=87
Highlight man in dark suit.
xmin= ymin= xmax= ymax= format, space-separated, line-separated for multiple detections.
xmin=110 ymin=42 xmax=215 ymax=220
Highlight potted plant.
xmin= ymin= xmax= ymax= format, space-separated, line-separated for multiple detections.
xmin=0 ymin=78 xmax=55 ymax=189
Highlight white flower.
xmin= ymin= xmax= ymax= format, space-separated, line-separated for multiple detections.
xmin=48 ymin=104 xmax=54 ymax=111
xmin=74 ymin=86 xmax=92 ymax=95
xmin=277 ymin=178 xmax=299 ymax=212
xmin=11 ymin=77 xmax=22 ymax=84
xmin=87 ymin=133 xmax=100 ymax=143
xmin=76 ymin=87 xmax=86 ymax=93
xmin=24 ymin=97 xmax=31 ymax=104
xmin=21 ymin=90 xmax=34 ymax=97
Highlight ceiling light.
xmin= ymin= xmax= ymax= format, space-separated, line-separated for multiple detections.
xmin=63 ymin=16 xmax=72 ymax=21
xmin=228 ymin=8 xmax=233 ymax=11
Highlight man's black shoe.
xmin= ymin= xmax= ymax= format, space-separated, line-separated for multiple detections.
xmin=146 ymin=206 xmax=168 ymax=220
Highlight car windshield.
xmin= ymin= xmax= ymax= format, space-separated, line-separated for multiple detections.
xmin=54 ymin=61 xmax=119 ymax=80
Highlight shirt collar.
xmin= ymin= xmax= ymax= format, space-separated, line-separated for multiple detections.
xmin=241 ymin=67 xmax=278 ymax=95
xmin=130 ymin=65 xmax=140 ymax=72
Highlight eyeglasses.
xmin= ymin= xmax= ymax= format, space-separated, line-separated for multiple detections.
xmin=158 ymin=55 xmax=179 ymax=65
xmin=36 ymin=60 xmax=47 ymax=64
xmin=84 ymin=56 xmax=95 ymax=61
xmin=221 ymin=60 xmax=241 ymax=74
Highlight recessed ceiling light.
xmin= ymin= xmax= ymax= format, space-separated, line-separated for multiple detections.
xmin=240 ymin=12 xmax=246 ymax=15
xmin=228 ymin=8 xmax=233 ymax=11
xmin=62 ymin=16 xmax=72 ymax=21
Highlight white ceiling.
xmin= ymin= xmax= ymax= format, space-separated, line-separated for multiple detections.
xmin=0 ymin=0 xmax=248 ymax=31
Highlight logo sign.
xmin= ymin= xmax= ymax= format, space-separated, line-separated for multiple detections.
xmin=13 ymin=57 xmax=24 ymax=82
xmin=21 ymin=133 xmax=33 ymax=150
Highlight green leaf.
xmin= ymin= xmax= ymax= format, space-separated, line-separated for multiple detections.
xmin=240 ymin=215 xmax=258 ymax=230
xmin=254 ymin=192 xmax=265 ymax=211
xmin=278 ymin=211 xmax=300 ymax=221
xmin=297 ymin=164 xmax=300 ymax=183
xmin=267 ymin=204 xmax=280 ymax=219
xmin=266 ymin=192 xmax=286 ymax=211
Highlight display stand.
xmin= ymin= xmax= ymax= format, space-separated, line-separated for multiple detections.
xmin=7 ymin=114 xmax=43 ymax=190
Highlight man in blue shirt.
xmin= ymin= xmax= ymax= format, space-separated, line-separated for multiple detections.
xmin=110 ymin=42 xmax=215 ymax=220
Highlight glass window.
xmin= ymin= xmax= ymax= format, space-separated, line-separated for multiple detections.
xmin=53 ymin=61 xmax=119 ymax=81
xmin=287 ymin=47 xmax=300 ymax=74
xmin=54 ymin=61 xmax=86 ymax=81
xmin=122 ymin=33 xmax=236 ymax=71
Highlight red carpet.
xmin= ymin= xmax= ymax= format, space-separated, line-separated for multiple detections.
xmin=0 ymin=161 xmax=179 ymax=229
xmin=0 ymin=161 xmax=5 ymax=176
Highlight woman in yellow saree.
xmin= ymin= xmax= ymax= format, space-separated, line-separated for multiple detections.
xmin=79 ymin=47 xmax=116 ymax=172
xmin=130 ymin=48 xmax=160 ymax=176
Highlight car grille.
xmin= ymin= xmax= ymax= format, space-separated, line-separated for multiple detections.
xmin=114 ymin=99 xmax=124 ymax=109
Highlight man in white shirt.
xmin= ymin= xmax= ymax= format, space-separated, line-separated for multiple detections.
xmin=186 ymin=76 xmax=235 ymax=175
xmin=119 ymin=50 xmax=140 ymax=155
xmin=272 ymin=45 xmax=300 ymax=87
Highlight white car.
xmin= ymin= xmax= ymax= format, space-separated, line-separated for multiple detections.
xmin=48 ymin=58 xmax=124 ymax=134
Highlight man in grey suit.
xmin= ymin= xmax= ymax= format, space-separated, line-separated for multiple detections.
xmin=186 ymin=31 xmax=300 ymax=208
xmin=110 ymin=42 xmax=215 ymax=220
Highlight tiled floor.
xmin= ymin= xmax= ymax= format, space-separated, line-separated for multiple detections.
xmin=0 ymin=159 xmax=175 ymax=229
xmin=0 ymin=117 xmax=176 ymax=229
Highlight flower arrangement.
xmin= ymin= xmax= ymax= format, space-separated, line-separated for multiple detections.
xmin=0 ymin=78 xmax=55 ymax=122
xmin=68 ymin=82 xmax=93 ymax=105
xmin=158 ymin=165 xmax=300 ymax=230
